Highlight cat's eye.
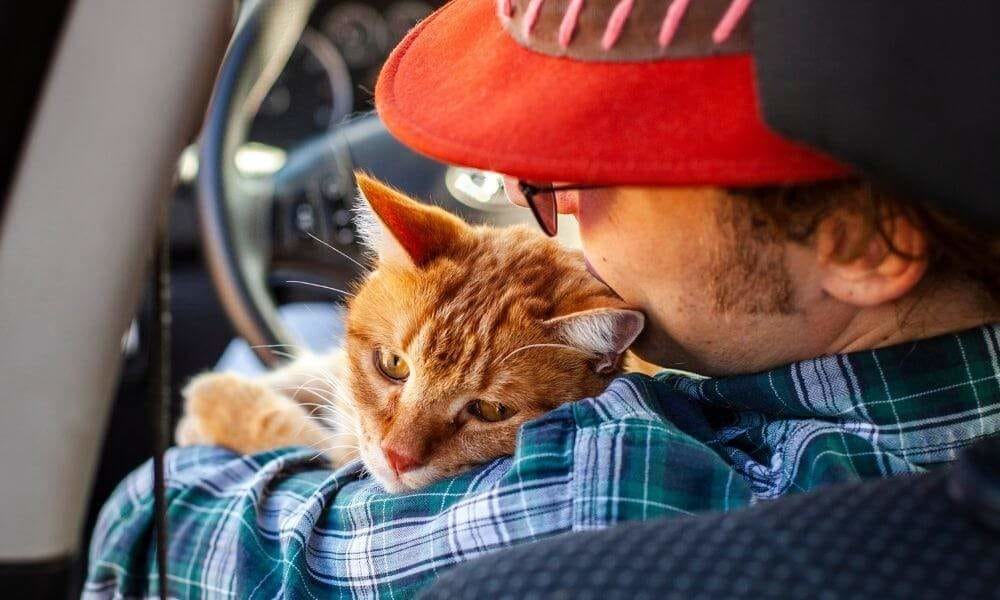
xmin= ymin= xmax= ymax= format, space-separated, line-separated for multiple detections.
xmin=375 ymin=348 xmax=410 ymax=381
xmin=467 ymin=400 xmax=514 ymax=423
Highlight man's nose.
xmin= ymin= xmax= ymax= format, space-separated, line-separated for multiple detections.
xmin=381 ymin=444 xmax=423 ymax=475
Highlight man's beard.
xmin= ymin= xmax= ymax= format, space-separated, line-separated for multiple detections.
xmin=711 ymin=198 xmax=796 ymax=315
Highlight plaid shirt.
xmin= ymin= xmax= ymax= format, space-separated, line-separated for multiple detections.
xmin=85 ymin=325 xmax=1000 ymax=599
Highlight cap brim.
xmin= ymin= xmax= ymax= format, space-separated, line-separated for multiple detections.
xmin=376 ymin=0 xmax=849 ymax=186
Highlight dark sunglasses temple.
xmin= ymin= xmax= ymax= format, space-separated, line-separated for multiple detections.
xmin=524 ymin=190 xmax=558 ymax=237
xmin=518 ymin=181 xmax=603 ymax=237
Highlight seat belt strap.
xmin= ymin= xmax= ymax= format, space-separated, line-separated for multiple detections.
xmin=149 ymin=206 xmax=171 ymax=600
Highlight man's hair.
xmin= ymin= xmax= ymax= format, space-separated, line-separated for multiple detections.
xmin=729 ymin=181 xmax=1000 ymax=306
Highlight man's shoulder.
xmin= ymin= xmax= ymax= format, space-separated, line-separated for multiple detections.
xmin=85 ymin=377 xmax=752 ymax=598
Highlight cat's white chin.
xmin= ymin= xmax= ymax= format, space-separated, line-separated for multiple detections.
xmin=376 ymin=468 xmax=436 ymax=493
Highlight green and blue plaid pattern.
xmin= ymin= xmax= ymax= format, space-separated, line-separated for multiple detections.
xmin=85 ymin=325 xmax=1000 ymax=599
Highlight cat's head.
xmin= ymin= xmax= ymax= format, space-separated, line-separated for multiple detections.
xmin=344 ymin=174 xmax=643 ymax=492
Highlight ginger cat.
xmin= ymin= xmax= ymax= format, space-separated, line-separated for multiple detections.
xmin=177 ymin=174 xmax=644 ymax=492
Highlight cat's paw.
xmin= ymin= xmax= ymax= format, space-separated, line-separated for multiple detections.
xmin=179 ymin=372 xmax=275 ymax=453
xmin=178 ymin=371 xmax=319 ymax=456
xmin=182 ymin=371 xmax=267 ymax=418
xmin=174 ymin=414 xmax=208 ymax=446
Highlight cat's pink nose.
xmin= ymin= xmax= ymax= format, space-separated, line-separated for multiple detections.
xmin=382 ymin=446 xmax=422 ymax=475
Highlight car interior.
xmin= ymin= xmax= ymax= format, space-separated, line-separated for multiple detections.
xmin=0 ymin=1 xmax=580 ymax=596
xmin=0 ymin=0 xmax=996 ymax=598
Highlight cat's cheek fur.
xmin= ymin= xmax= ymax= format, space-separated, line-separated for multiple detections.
xmin=358 ymin=443 xmax=398 ymax=491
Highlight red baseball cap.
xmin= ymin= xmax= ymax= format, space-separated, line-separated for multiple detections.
xmin=376 ymin=0 xmax=850 ymax=186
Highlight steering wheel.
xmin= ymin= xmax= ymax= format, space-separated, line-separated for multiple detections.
xmin=196 ymin=0 xmax=497 ymax=366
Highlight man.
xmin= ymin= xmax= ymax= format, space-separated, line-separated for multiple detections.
xmin=85 ymin=0 xmax=1000 ymax=597
xmin=375 ymin=0 xmax=998 ymax=378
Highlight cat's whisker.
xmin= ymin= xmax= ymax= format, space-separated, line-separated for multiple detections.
xmin=318 ymin=416 xmax=355 ymax=431
xmin=320 ymin=412 xmax=351 ymax=424
xmin=280 ymin=378 xmax=343 ymax=404
xmin=275 ymin=376 xmax=333 ymax=390
xmin=305 ymin=424 xmax=357 ymax=441
xmin=317 ymin=418 xmax=352 ymax=432
xmin=307 ymin=444 xmax=361 ymax=462
xmin=293 ymin=397 xmax=353 ymax=420
xmin=304 ymin=369 xmax=345 ymax=387
xmin=285 ymin=280 xmax=357 ymax=298
xmin=309 ymin=406 xmax=348 ymax=424
xmin=249 ymin=343 xmax=305 ymax=351
xmin=310 ymin=390 xmax=351 ymax=405
xmin=285 ymin=373 xmax=345 ymax=391
xmin=247 ymin=344 xmax=305 ymax=362
xmin=291 ymin=400 xmax=356 ymax=424
xmin=285 ymin=390 xmax=335 ymax=407
xmin=499 ymin=343 xmax=595 ymax=364
xmin=280 ymin=385 xmax=335 ymax=397
xmin=314 ymin=402 xmax=353 ymax=414
xmin=291 ymin=420 xmax=321 ymax=439
xmin=313 ymin=372 xmax=346 ymax=388
xmin=309 ymin=438 xmax=360 ymax=450
xmin=294 ymin=401 xmax=337 ymax=410
xmin=306 ymin=434 xmax=358 ymax=448
xmin=303 ymin=406 xmax=353 ymax=423
xmin=323 ymin=429 xmax=350 ymax=442
xmin=318 ymin=386 xmax=351 ymax=405
xmin=304 ymin=231 xmax=369 ymax=271
xmin=296 ymin=376 xmax=349 ymax=393
xmin=298 ymin=395 xmax=350 ymax=410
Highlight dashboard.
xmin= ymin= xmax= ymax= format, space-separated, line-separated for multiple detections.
xmin=231 ymin=0 xmax=576 ymax=263
xmin=247 ymin=0 xmax=441 ymax=149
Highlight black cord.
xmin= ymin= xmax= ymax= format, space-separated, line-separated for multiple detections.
xmin=149 ymin=207 xmax=171 ymax=600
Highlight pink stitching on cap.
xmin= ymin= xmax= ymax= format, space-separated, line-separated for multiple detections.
xmin=601 ymin=0 xmax=635 ymax=50
xmin=558 ymin=0 xmax=585 ymax=47
xmin=657 ymin=0 xmax=692 ymax=48
xmin=522 ymin=0 xmax=546 ymax=39
xmin=713 ymin=0 xmax=753 ymax=44
xmin=498 ymin=0 xmax=514 ymax=21
xmin=508 ymin=0 xmax=752 ymax=53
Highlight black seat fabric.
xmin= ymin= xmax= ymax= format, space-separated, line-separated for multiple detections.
xmin=422 ymin=465 xmax=1000 ymax=599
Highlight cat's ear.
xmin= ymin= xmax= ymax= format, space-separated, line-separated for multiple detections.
xmin=353 ymin=172 xmax=467 ymax=267
xmin=544 ymin=307 xmax=645 ymax=374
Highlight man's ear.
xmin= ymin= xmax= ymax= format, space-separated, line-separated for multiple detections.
xmin=816 ymin=211 xmax=929 ymax=307
xmin=354 ymin=172 xmax=467 ymax=267
xmin=545 ymin=308 xmax=645 ymax=374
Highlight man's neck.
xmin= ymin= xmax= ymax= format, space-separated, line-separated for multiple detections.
xmin=825 ymin=279 xmax=1000 ymax=355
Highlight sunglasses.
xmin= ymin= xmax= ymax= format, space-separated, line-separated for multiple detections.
xmin=502 ymin=178 xmax=603 ymax=237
